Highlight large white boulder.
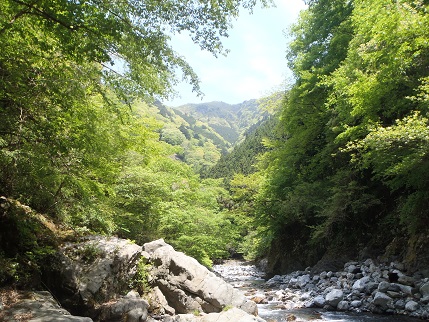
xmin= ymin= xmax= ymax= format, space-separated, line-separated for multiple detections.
xmin=144 ymin=239 xmax=258 ymax=315
xmin=48 ymin=236 xmax=144 ymax=318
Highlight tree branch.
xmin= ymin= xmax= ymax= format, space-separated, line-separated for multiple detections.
xmin=9 ymin=0 xmax=79 ymax=31
xmin=0 ymin=8 xmax=32 ymax=34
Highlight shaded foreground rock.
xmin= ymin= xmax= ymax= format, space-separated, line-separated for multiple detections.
xmin=0 ymin=291 xmax=92 ymax=321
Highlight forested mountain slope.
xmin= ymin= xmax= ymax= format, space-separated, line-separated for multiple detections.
xmin=173 ymin=100 xmax=266 ymax=146
xmin=144 ymin=100 xmax=267 ymax=173
xmin=201 ymin=115 xmax=279 ymax=180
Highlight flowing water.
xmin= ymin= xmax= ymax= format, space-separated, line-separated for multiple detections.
xmin=212 ymin=261 xmax=424 ymax=322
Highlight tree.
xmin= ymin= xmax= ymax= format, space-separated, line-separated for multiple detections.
xmin=0 ymin=0 xmax=270 ymax=214
xmin=326 ymin=0 xmax=429 ymax=235
xmin=257 ymin=0 xmax=354 ymax=239
xmin=1 ymin=0 xmax=269 ymax=100
xmin=253 ymin=0 xmax=429 ymax=272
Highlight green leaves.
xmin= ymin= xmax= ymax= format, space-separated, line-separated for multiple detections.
xmin=326 ymin=0 xmax=429 ymax=134
xmin=252 ymin=0 xmax=429 ymax=264
xmin=348 ymin=112 xmax=429 ymax=191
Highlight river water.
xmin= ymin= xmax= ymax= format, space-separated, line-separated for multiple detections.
xmin=212 ymin=261 xmax=424 ymax=322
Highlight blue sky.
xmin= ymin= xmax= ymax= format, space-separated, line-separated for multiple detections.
xmin=163 ymin=0 xmax=307 ymax=107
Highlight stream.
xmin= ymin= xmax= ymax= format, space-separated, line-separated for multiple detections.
xmin=213 ymin=261 xmax=424 ymax=322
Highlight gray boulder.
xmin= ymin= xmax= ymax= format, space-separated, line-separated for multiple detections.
xmin=352 ymin=276 xmax=370 ymax=292
xmin=420 ymin=281 xmax=429 ymax=297
xmin=48 ymin=236 xmax=143 ymax=316
xmin=98 ymin=291 xmax=149 ymax=322
xmin=200 ymin=307 xmax=265 ymax=322
xmin=312 ymin=295 xmax=326 ymax=308
xmin=372 ymin=291 xmax=392 ymax=309
xmin=297 ymin=274 xmax=311 ymax=288
xmin=325 ymin=289 xmax=343 ymax=307
xmin=405 ymin=300 xmax=419 ymax=312
xmin=394 ymin=283 xmax=413 ymax=296
xmin=144 ymin=239 xmax=258 ymax=315
xmin=378 ymin=281 xmax=390 ymax=292
xmin=337 ymin=300 xmax=349 ymax=311
xmin=0 ymin=291 xmax=92 ymax=322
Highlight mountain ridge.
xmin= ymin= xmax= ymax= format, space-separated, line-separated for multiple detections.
xmin=171 ymin=99 xmax=266 ymax=146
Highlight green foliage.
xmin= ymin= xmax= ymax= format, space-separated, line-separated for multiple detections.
xmin=173 ymin=100 xmax=266 ymax=147
xmin=156 ymin=178 xmax=237 ymax=267
xmin=348 ymin=112 xmax=429 ymax=190
xmin=78 ymin=243 xmax=105 ymax=264
xmin=346 ymin=112 xmax=429 ymax=234
xmin=203 ymin=115 xmax=278 ymax=180
xmin=0 ymin=199 xmax=57 ymax=287
xmin=131 ymin=258 xmax=152 ymax=295
xmin=160 ymin=126 xmax=187 ymax=146
xmin=222 ymin=305 xmax=234 ymax=312
xmin=252 ymin=0 xmax=429 ymax=269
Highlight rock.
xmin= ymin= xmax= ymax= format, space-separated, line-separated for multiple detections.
xmin=386 ymin=291 xmax=401 ymax=298
xmin=337 ymin=300 xmax=349 ymax=311
xmin=325 ymin=289 xmax=343 ymax=307
xmin=372 ymin=292 xmax=392 ymax=309
xmin=0 ymin=291 xmax=93 ymax=322
xmin=144 ymin=239 xmax=257 ymax=315
xmin=394 ymin=299 xmax=406 ymax=310
xmin=390 ymin=262 xmax=405 ymax=271
xmin=297 ymin=274 xmax=311 ymax=288
xmin=405 ymin=300 xmax=419 ymax=312
xmin=300 ymin=292 xmax=311 ymax=301
xmin=364 ymin=282 xmax=379 ymax=294
xmin=350 ymin=300 xmax=362 ymax=308
xmin=313 ymin=295 xmax=326 ymax=308
xmin=200 ymin=307 xmax=265 ymax=322
xmin=420 ymin=281 xmax=429 ymax=297
xmin=98 ymin=295 xmax=149 ymax=322
xmin=394 ymin=283 xmax=413 ymax=296
xmin=352 ymin=276 xmax=370 ymax=292
xmin=398 ymin=275 xmax=415 ymax=286
xmin=378 ymin=281 xmax=390 ymax=292
xmin=286 ymin=314 xmax=297 ymax=321
xmin=146 ymin=286 xmax=176 ymax=315
xmin=251 ymin=296 xmax=267 ymax=304
xmin=47 ymin=236 xmax=143 ymax=317
xmin=347 ymin=264 xmax=361 ymax=274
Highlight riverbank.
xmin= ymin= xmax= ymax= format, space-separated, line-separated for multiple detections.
xmin=213 ymin=260 xmax=429 ymax=321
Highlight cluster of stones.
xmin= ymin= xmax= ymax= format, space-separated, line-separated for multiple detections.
xmin=260 ymin=259 xmax=429 ymax=319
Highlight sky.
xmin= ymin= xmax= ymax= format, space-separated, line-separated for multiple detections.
xmin=163 ymin=0 xmax=307 ymax=107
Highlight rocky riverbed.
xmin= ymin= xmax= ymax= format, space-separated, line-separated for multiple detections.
xmin=1 ymin=237 xmax=264 ymax=322
xmin=2 ymin=235 xmax=428 ymax=321
xmin=213 ymin=259 xmax=429 ymax=321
